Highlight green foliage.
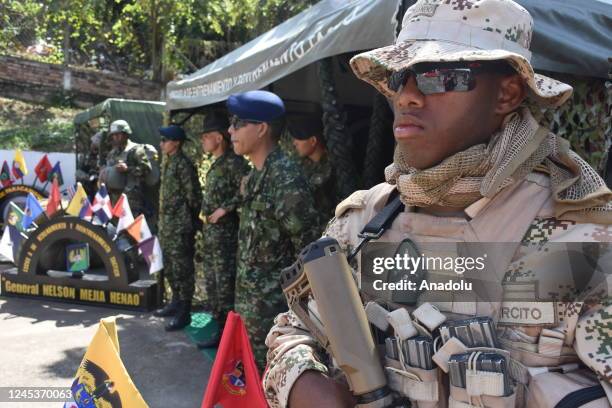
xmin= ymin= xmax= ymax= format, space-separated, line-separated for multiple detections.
xmin=0 ymin=121 xmax=74 ymax=152
xmin=0 ymin=97 xmax=78 ymax=152
xmin=0 ymin=0 xmax=319 ymax=79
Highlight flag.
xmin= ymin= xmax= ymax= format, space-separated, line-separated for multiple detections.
xmin=46 ymin=177 xmax=61 ymax=216
xmin=23 ymin=193 xmax=44 ymax=229
xmin=125 ymin=214 xmax=152 ymax=243
xmin=12 ymin=149 xmax=28 ymax=179
xmin=49 ymin=161 xmax=64 ymax=185
xmin=201 ymin=312 xmax=268 ymax=408
xmin=112 ymin=194 xmax=134 ymax=233
xmin=66 ymin=183 xmax=76 ymax=201
xmin=66 ymin=183 xmax=89 ymax=216
xmin=64 ymin=317 xmax=147 ymax=408
xmin=138 ymin=236 xmax=163 ymax=274
xmin=0 ymin=225 xmax=23 ymax=263
xmin=92 ymin=184 xmax=113 ymax=224
xmin=7 ymin=201 xmax=25 ymax=232
xmin=34 ymin=154 xmax=53 ymax=183
xmin=0 ymin=161 xmax=12 ymax=187
xmin=78 ymin=198 xmax=94 ymax=220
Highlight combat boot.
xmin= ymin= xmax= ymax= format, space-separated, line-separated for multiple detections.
xmin=153 ymin=296 xmax=180 ymax=317
xmin=165 ymin=300 xmax=192 ymax=331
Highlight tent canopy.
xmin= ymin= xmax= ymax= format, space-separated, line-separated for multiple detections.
xmin=166 ymin=0 xmax=401 ymax=111
xmin=74 ymin=98 xmax=166 ymax=146
xmin=521 ymin=0 xmax=611 ymax=78
xmin=166 ymin=0 xmax=612 ymax=112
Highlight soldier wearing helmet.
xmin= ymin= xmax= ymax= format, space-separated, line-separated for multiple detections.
xmin=100 ymin=119 xmax=152 ymax=219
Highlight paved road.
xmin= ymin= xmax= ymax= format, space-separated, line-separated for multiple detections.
xmin=0 ymin=297 xmax=212 ymax=408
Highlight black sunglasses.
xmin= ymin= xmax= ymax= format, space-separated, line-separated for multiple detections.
xmin=230 ymin=115 xmax=263 ymax=130
xmin=387 ymin=61 xmax=514 ymax=95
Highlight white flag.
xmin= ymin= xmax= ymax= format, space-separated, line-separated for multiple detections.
xmin=149 ymin=237 xmax=163 ymax=274
xmin=138 ymin=236 xmax=163 ymax=274
xmin=113 ymin=194 xmax=134 ymax=233
xmin=0 ymin=226 xmax=14 ymax=263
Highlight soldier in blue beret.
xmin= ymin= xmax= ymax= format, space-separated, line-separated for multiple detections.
xmin=154 ymin=124 xmax=202 ymax=331
xmin=228 ymin=90 xmax=322 ymax=368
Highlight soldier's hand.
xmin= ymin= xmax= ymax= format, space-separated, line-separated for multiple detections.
xmin=208 ymin=208 xmax=227 ymax=224
xmin=115 ymin=162 xmax=128 ymax=173
xmin=288 ymin=371 xmax=355 ymax=408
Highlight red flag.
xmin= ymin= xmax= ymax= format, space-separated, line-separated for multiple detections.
xmin=34 ymin=154 xmax=53 ymax=183
xmin=201 ymin=312 xmax=268 ymax=408
xmin=0 ymin=161 xmax=12 ymax=187
xmin=46 ymin=177 xmax=60 ymax=216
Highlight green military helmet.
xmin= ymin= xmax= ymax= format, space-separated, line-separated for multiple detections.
xmin=99 ymin=165 xmax=127 ymax=190
xmin=109 ymin=119 xmax=132 ymax=136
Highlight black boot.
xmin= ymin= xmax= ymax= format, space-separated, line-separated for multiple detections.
xmin=153 ymin=296 xmax=180 ymax=317
xmin=165 ymin=300 xmax=192 ymax=331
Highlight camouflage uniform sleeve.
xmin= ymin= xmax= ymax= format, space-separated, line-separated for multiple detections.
xmin=220 ymin=158 xmax=249 ymax=213
xmin=275 ymin=173 xmax=321 ymax=255
xmin=127 ymin=145 xmax=152 ymax=179
xmin=263 ymin=311 xmax=329 ymax=408
xmin=181 ymin=158 xmax=202 ymax=220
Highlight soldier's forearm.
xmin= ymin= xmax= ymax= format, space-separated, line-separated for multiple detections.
xmin=288 ymin=371 xmax=355 ymax=408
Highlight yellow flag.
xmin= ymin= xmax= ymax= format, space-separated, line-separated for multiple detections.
xmin=68 ymin=317 xmax=148 ymax=407
xmin=66 ymin=183 xmax=88 ymax=216
xmin=13 ymin=149 xmax=28 ymax=177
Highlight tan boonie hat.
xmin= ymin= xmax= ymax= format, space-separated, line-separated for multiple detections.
xmin=350 ymin=0 xmax=573 ymax=107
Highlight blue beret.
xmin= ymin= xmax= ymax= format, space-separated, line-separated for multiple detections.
xmin=227 ymin=90 xmax=285 ymax=122
xmin=159 ymin=125 xmax=186 ymax=141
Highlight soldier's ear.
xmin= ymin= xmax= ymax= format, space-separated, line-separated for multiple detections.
xmin=257 ymin=122 xmax=269 ymax=139
xmin=494 ymin=74 xmax=526 ymax=116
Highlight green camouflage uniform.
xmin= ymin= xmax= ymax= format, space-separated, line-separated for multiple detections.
xmin=200 ymin=151 xmax=250 ymax=328
xmin=158 ymin=150 xmax=202 ymax=302
xmin=263 ymin=176 xmax=612 ymax=408
xmin=106 ymin=140 xmax=151 ymax=217
xmin=235 ymin=147 xmax=322 ymax=369
xmin=298 ymin=153 xmax=337 ymax=230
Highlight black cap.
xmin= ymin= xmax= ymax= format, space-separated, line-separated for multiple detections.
xmin=288 ymin=114 xmax=323 ymax=140
xmin=202 ymin=111 xmax=230 ymax=134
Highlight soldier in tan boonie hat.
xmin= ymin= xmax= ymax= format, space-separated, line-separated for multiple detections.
xmin=350 ymin=0 xmax=573 ymax=107
xmin=262 ymin=1 xmax=612 ymax=407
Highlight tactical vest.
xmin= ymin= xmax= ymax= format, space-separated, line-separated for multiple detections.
xmin=330 ymin=173 xmax=609 ymax=408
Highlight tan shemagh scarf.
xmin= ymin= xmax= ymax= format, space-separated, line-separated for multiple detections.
xmin=385 ymin=107 xmax=612 ymax=224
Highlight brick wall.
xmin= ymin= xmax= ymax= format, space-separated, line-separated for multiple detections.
xmin=0 ymin=55 xmax=162 ymax=107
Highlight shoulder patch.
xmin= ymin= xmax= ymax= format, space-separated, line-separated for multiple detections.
xmin=334 ymin=190 xmax=369 ymax=218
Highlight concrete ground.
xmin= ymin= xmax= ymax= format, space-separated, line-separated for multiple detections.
xmin=0 ymin=296 xmax=212 ymax=408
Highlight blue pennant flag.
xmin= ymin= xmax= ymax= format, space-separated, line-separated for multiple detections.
xmin=23 ymin=193 xmax=44 ymax=229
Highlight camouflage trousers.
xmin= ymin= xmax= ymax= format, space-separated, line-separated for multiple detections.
xmin=201 ymin=223 xmax=238 ymax=329
xmin=234 ymin=262 xmax=287 ymax=371
xmin=159 ymin=231 xmax=195 ymax=302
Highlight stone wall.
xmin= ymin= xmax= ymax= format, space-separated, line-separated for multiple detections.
xmin=0 ymin=55 xmax=162 ymax=107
